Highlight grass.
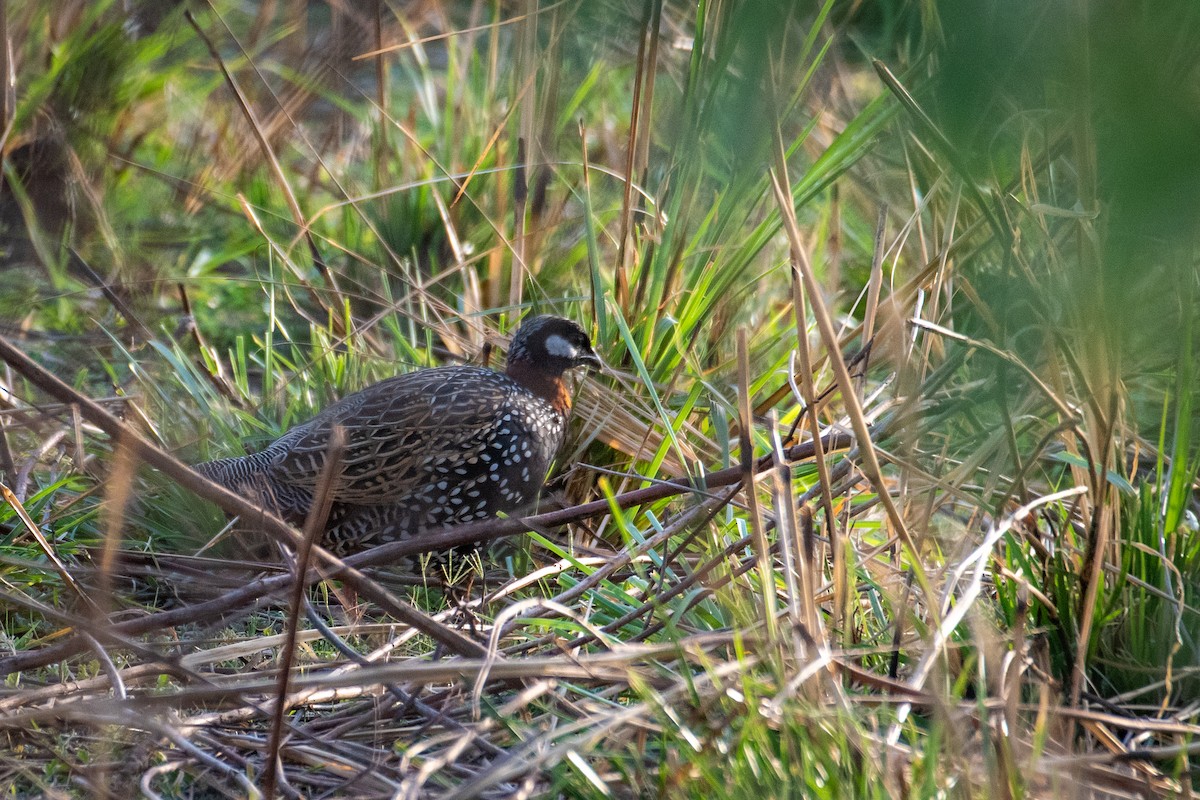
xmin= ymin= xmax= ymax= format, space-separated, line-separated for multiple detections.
xmin=0 ymin=0 xmax=1198 ymax=797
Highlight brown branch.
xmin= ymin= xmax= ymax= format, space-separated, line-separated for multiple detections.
xmin=0 ymin=429 xmax=854 ymax=678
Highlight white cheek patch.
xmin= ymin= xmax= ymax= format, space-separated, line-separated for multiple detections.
xmin=543 ymin=333 xmax=579 ymax=359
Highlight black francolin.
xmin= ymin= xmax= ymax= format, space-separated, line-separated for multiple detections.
xmin=195 ymin=315 xmax=601 ymax=554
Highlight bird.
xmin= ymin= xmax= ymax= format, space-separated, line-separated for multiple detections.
xmin=194 ymin=315 xmax=602 ymax=555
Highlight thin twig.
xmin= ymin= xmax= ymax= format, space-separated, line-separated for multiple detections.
xmin=263 ymin=427 xmax=345 ymax=800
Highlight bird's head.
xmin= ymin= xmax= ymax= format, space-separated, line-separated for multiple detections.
xmin=507 ymin=315 xmax=603 ymax=376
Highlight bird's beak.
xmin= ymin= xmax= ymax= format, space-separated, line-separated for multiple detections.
xmin=578 ymin=350 xmax=604 ymax=373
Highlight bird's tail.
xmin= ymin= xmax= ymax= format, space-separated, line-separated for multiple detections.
xmin=193 ymin=450 xmax=311 ymax=523
xmin=193 ymin=451 xmax=271 ymax=490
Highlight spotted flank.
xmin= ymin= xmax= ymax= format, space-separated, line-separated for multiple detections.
xmin=194 ymin=315 xmax=600 ymax=556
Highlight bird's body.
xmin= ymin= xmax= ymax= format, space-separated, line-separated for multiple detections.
xmin=195 ymin=316 xmax=600 ymax=554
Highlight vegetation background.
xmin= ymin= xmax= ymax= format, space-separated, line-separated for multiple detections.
xmin=0 ymin=0 xmax=1198 ymax=796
